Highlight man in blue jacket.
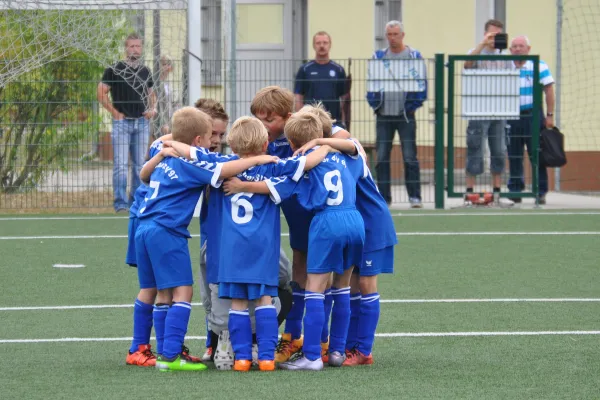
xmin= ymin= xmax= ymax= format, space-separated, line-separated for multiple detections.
xmin=367 ymin=20 xmax=426 ymax=208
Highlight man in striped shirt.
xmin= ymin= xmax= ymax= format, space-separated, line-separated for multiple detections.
xmin=508 ymin=36 xmax=555 ymax=204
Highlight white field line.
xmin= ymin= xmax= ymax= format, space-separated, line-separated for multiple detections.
xmin=52 ymin=264 xmax=85 ymax=268
xmin=2 ymin=231 xmax=600 ymax=240
xmin=2 ymin=298 xmax=600 ymax=311
xmin=2 ymin=211 xmax=600 ymax=221
xmin=2 ymin=331 xmax=600 ymax=344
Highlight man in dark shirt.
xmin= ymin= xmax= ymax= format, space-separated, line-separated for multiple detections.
xmin=294 ymin=31 xmax=347 ymax=127
xmin=97 ymin=33 xmax=156 ymax=212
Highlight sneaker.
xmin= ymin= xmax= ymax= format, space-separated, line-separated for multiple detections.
xmin=327 ymin=350 xmax=346 ymax=367
xmin=343 ymin=348 xmax=374 ymax=366
xmin=320 ymin=341 xmax=329 ymax=363
xmin=181 ymin=344 xmax=202 ymax=363
xmin=274 ymin=333 xmax=303 ymax=363
xmin=201 ymin=347 xmax=213 ymax=362
xmin=126 ymin=344 xmax=156 ymax=367
xmin=214 ymin=330 xmax=234 ymax=370
xmin=155 ymin=354 xmax=208 ymax=372
xmin=538 ymin=195 xmax=546 ymax=205
xmin=251 ymin=343 xmax=259 ymax=367
xmin=258 ymin=360 xmax=275 ymax=371
xmin=278 ymin=351 xmax=323 ymax=371
xmin=409 ymin=197 xmax=423 ymax=209
xmin=233 ymin=359 xmax=252 ymax=372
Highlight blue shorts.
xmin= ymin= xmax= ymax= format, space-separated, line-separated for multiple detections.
xmin=135 ymin=222 xmax=193 ymax=290
xmin=307 ymin=209 xmax=365 ymax=275
xmin=218 ymin=283 xmax=278 ymax=300
xmin=281 ymin=199 xmax=313 ymax=252
xmin=353 ymin=246 xmax=395 ymax=276
xmin=125 ymin=217 xmax=139 ymax=267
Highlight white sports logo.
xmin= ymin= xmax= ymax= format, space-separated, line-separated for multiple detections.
xmin=366 ymin=260 xmax=373 ymax=267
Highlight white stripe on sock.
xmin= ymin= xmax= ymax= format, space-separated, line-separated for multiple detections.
xmin=255 ymin=305 xmax=276 ymax=311
xmin=172 ymin=303 xmax=192 ymax=310
xmin=229 ymin=310 xmax=250 ymax=316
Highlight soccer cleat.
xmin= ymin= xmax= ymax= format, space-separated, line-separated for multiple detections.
xmin=126 ymin=344 xmax=156 ymax=367
xmin=320 ymin=341 xmax=329 ymax=363
xmin=327 ymin=351 xmax=346 ymax=367
xmin=155 ymin=354 xmax=208 ymax=372
xmin=278 ymin=351 xmax=323 ymax=371
xmin=258 ymin=360 xmax=275 ymax=371
xmin=343 ymin=348 xmax=374 ymax=366
xmin=201 ymin=347 xmax=213 ymax=362
xmin=233 ymin=359 xmax=252 ymax=372
xmin=274 ymin=333 xmax=304 ymax=363
xmin=181 ymin=344 xmax=202 ymax=363
xmin=214 ymin=330 xmax=234 ymax=371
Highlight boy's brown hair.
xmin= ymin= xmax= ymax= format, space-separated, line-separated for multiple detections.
xmin=227 ymin=116 xmax=268 ymax=156
xmin=285 ymin=111 xmax=323 ymax=149
xmin=250 ymin=86 xmax=294 ymax=118
xmin=171 ymin=106 xmax=212 ymax=145
xmin=194 ymin=98 xmax=229 ymax=122
xmin=299 ymin=103 xmax=335 ymax=138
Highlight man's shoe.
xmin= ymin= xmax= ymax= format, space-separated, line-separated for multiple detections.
xmin=233 ymin=359 xmax=252 ymax=372
xmin=181 ymin=344 xmax=202 ymax=363
xmin=538 ymin=195 xmax=546 ymax=205
xmin=214 ymin=330 xmax=234 ymax=370
xmin=126 ymin=344 xmax=156 ymax=367
xmin=278 ymin=351 xmax=323 ymax=371
xmin=274 ymin=333 xmax=303 ymax=363
xmin=258 ymin=360 xmax=275 ymax=371
xmin=343 ymin=348 xmax=374 ymax=366
xmin=409 ymin=197 xmax=423 ymax=209
xmin=155 ymin=354 xmax=207 ymax=372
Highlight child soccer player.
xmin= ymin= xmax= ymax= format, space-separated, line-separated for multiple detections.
xmin=135 ymin=107 xmax=278 ymax=371
xmin=250 ymin=86 xmax=351 ymax=363
xmin=294 ymin=136 xmax=397 ymax=366
xmin=225 ymin=112 xmax=366 ymax=370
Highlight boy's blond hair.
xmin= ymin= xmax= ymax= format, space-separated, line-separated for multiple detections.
xmin=299 ymin=103 xmax=335 ymax=138
xmin=250 ymin=86 xmax=294 ymax=118
xmin=171 ymin=106 xmax=212 ymax=145
xmin=227 ymin=116 xmax=269 ymax=155
xmin=285 ymin=111 xmax=323 ymax=149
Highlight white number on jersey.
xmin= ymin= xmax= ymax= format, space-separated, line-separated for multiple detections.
xmin=323 ymin=170 xmax=343 ymax=206
xmin=139 ymin=180 xmax=160 ymax=214
xmin=231 ymin=192 xmax=254 ymax=224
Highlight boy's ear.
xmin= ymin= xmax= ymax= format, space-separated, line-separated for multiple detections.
xmin=285 ymin=112 xmax=292 ymax=120
xmin=261 ymin=141 xmax=269 ymax=153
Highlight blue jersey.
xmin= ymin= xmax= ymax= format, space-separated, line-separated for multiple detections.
xmin=267 ymin=134 xmax=293 ymax=159
xmin=137 ymin=156 xmax=223 ymax=238
xmin=130 ymin=139 xmax=164 ymax=217
xmin=217 ymin=157 xmax=306 ymax=286
xmin=268 ymin=150 xmax=365 ymax=213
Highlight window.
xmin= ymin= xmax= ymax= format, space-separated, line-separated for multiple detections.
xmin=374 ymin=0 xmax=402 ymax=51
xmin=202 ymin=0 xmax=222 ymax=85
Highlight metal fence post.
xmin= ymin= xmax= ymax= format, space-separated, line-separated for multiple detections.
xmin=434 ymin=53 xmax=445 ymax=209
xmin=554 ymin=0 xmax=563 ymax=191
xmin=532 ymin=55 xmax=542 ymax=205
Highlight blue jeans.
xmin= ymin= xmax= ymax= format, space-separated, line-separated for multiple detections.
xmin=507 ymin=110 xmax=548 ymax=196
xmin=375 ymin=113 xmax=421 ymax=202
xmin=465 ymin=120 xmax=506 ymax=176
xmin=112 ymin=118 xmax=149 ymax=211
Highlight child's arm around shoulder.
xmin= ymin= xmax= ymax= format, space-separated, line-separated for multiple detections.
xmin=294 ymin=138 xmax=359 ymax=158
xmin=223 ymin=178 xmax=270 ymax=196
xmin=139 ymin=146 xmax=180 ymax=184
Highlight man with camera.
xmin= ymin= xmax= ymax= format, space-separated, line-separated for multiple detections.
xmin=463 ymin=19 xmax=512 ymax=205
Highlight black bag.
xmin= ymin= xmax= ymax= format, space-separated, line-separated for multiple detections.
xmin=540 ymin=127 xmax=567 ymax=168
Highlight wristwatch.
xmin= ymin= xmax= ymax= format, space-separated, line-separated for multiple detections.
xmin=546 ymin=112 xmax=554 ymax=116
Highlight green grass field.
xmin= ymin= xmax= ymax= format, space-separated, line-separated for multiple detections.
xmin=0 ymin=210 xmax=599 ymax=399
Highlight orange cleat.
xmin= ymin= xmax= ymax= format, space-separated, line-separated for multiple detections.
xmin=320 ymin=341 xmax=329 ymax=363
xmin=342 ymin=348 xmax=373 ymax=366
xmin=274 ymin=333 xmax=303 ymax=363
xmin=181 ymin=344 xmax=202 ymax=363
xmin=233 ymin=359 xmax=252 ymax=372
xmin=258 ymin=360 xmax=275 ymax=371
xmin=126 ymin=344 xmax=156 ymax=367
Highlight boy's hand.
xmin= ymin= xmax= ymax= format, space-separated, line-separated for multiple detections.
xmin=322 ymin=145 xmax=340 ymax=154
xmin=223 ymin=177 xmax=244 ymax=195
xmin=160 ymin=147 xmax=179 ymax=158
xmin=293 ymin=139 xmax=320 ymax=156
xmin=255 ymin=155 xmax=279 ymax=165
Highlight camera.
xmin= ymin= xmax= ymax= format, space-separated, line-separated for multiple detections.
xmin=494 ymin=33 xmax=508 ymax=50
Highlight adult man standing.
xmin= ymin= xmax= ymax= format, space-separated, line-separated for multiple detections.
xmin=97 ymin=33 xmax=156 ymax=212
xmin=508 ymin=36 xmax=555 ymax=204
xmin=463 ymin=19 xmax=512 ymax=204
xmin=294 ymin=31 xmax=347 ymax=126
xmin=367 ymin=20 xmax=426 ymax=208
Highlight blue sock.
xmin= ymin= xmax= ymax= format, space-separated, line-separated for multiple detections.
xmin=255 ymin=305 xmax=278 ymax=361
xmin=129 ymin=299 xmax=154 ymax=353
xmin=357 ymin=293 xmax=380 ymax=356
xmin=321 ymin=288 xmax=333 ymax=343
xmin=284 ymin=285 xmax=305 ymax=340
xmin=329 ymin=287 xmax=351 ymax=354
xmin=346 ymin=293 xmax=361 ymax=351
xmin=205 ymin=317 xmax=212 ymax=348
xmin=302 ymin=291 xmax=325 ymax=361
xmin=152 ymin=303 xmax=169 ymax=354
xmin=228 ymin=309 xmax=253 ymax=361
xmin=162 ymin=302 xmax=191 ymax=360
